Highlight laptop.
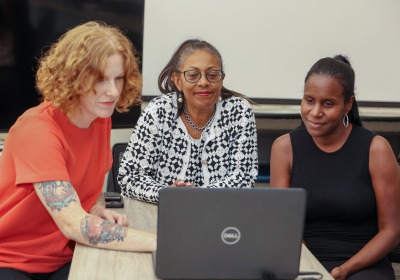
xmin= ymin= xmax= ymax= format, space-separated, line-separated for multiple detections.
xmin=155 ymin=187 xmax=307 ymax=280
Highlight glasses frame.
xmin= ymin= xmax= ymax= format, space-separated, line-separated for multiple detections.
xmin=178 ymin=70 xmax=224 ymax=83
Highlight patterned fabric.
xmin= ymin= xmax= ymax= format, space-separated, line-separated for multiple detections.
xmin=118 ymin=92 xmax=258 ymax=204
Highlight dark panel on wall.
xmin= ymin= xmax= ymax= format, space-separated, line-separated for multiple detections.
xmin=0 ymin=0 xmax=144 ymax=132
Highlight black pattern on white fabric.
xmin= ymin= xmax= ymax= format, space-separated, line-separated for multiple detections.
xmin=117 ymin=92 xmax=259 ymax=204
xmin=185 ymin=138 xmax=204 ymax=186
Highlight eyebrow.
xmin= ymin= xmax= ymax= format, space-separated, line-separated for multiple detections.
xmin=101 ymin=73 xmax=125 ymax=79
xmin=185 ymin=66 xmax=220 ymax=71
xmin=303 ymin=95 xmax=338 ymax=104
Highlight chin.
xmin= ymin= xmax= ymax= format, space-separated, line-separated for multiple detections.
xmin=305 ymin=126 xmax=326 ymax=138
xmin=97 ymin=110 xmax=114 ymax=119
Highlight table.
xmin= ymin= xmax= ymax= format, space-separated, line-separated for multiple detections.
xmin=69 ymin=197 xmax=333 ymax=280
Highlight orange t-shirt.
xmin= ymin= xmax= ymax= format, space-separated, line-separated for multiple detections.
xmin=0 ymin=101 xmax=112 ymax=273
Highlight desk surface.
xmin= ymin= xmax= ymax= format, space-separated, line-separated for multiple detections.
xmin=69 ymin=197 xmax=333 ymax=280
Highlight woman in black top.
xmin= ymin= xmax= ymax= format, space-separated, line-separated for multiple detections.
xmin=270 ymin=55 xmax=400 ymax=280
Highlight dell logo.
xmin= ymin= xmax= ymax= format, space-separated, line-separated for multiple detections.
xmin=221 ymin=227 xmax=241 ymax=245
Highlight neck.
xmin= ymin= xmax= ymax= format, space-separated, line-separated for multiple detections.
xmin=183 ymin=103 xmax=216 ymax=131
xmin=312 ymin=123 xmax=353 ymax=152
xmin=66 ymin=109 xmax=94 ymax=129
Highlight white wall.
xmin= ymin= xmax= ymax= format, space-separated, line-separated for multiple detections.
xmin=142 ymin=0 xmax=400 ymax=102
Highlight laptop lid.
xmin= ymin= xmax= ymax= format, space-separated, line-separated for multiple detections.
xmin=155 ymin=187 xmax=307 ymax=280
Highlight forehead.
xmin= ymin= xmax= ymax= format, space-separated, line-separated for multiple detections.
xmin=305 ymin=74 xmax=343 ymax=98
xmin=102 ymin=52 xmax=124 ymax=74
xmin=180 ymin=50 xmax=220 ymax=69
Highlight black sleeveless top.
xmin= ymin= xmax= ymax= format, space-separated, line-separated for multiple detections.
xmin=290 ymin=125 xmax=377 ymax=261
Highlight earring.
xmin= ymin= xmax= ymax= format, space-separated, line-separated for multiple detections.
xmin=343 ymin=115 xmax=349 ymax=128
xmin=218 ymin=95 xmax=222 ymax=101
xmin=177 ymin=91 xmax=183 ymax=103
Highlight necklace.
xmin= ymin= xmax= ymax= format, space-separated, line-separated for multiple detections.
xmin=183 ymin=103 xmax=216 ymax=131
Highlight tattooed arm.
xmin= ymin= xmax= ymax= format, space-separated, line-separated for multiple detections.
xmin=33 ymin=180 xmax=156 ymax=252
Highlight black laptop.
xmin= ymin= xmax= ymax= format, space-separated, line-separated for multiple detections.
xmin=155 ymin=187 xmax=307 ymax=280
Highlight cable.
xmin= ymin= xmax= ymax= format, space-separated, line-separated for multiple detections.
xmin=297 ymin=271 xmax=324 ymax=279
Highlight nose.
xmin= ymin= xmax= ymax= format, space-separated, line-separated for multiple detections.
xmin=197 ymin=73 xmax=210 ymax=86
xmin=105 ymin=80 xmax=120 ymax=97
xmin=310 ymin=104 xmax=323 ymax=117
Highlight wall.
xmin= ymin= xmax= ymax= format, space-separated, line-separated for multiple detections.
xmin=142 ymin=0 xmax=400 ymax=103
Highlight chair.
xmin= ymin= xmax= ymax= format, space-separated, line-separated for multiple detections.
xmin=106 ymin=142 xmax=128 ymax=193
xmin=256 ymin=163 xmax=270 ymax=183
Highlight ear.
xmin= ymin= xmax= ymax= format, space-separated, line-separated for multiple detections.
xmin=345 ymin=95 xmax=355 ymax=115
xmin=171 ymin=72 xmax=182 ymax=92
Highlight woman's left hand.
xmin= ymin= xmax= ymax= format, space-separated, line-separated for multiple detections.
xmin=90 ymin=203 xmax=129 ymax=226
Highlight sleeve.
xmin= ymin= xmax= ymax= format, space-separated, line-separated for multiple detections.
xmin=203 ymin=99 xmax=258 ymax=189
xmin=11 ymin=118 xmax=70 ymax=186
xmin=117 ymin=99 xmax=168 ymax=204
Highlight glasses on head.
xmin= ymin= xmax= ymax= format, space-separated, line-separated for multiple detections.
xmin=179 ymin=70 xmax=224 ymax=83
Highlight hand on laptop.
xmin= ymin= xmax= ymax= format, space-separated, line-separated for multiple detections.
xmin=170 ymin=179 xmax=195 ymax=188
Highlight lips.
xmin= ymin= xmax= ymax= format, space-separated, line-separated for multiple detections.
xmin=100 ymin=101 xmax=116 ymax=106
xmin=307 ymin=119 xmax=325 ymax=127
xmin=195 ymin=91 xmax=212 ymax=96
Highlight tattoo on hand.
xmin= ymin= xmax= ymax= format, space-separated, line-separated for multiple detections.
xmin=80 ymin=215 xmax=128 ymax=246
xmin=38 ymin=181 xmax=77 ymax=211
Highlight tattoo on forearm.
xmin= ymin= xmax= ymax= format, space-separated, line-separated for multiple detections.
xmin=80 ymin=215 xmax=128 ymax=246
xmin=38 ymin=181 xmax=77 ymax=211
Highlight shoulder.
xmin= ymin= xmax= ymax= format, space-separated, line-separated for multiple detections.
xmin=9 ymin=102 xmax=60 ymax=139
xmin=270 ymin=132 xmax=292 ymax=187
xmin=370 ymin=134 xmax=393 ymax=156
xmin=352 ymin=125 xmax=376 ymax=137
xmin=6 ymin=103 xmax=67 ymax=157
xmin=148 ymin=92 xmax=175 ymax=105
xmin=221 ymin=96 xmax=253 ymax=111
xmin=369 ymin=133 xmax=399 ymax=189
xmin=360 ymin=124 xmax=397 ymax=167
xmin=349 ymin=125 xmax=378 ymax=150
xmin=219 ymin=96 xmax=254 ymax=121
xmin=141 ymin=93 xmax=177 ymax=121
xmin=288 ymin=125 xmax=308 ymax=140
xmin=272 ymin=133 xmax=292 ymax=152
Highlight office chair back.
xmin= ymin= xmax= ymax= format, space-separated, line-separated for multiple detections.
xmin=106 ymin=142 xmax=128 ymax=193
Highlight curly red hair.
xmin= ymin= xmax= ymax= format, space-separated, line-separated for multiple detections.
xmin=36 ymin=21 xmax=142 ymax=113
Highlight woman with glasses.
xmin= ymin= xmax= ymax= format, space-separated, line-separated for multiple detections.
xmin=118 ymin=39 xmax=258 ymax=204
xmin=270 ymin=55 xmax=400 ymax=279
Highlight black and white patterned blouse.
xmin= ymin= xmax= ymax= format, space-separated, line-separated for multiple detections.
xmin=118 ymin=92 xmax=258 ymax=204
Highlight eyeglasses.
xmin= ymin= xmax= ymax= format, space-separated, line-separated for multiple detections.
xmin=179 ymin=70 xmax=224 ymax=83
